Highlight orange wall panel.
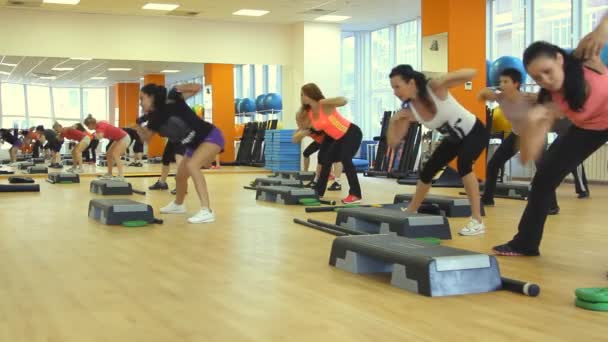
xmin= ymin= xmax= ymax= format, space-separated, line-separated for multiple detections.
xmin=204 ymin=64 xmax=235 ymax=162
xmin=143 ymin=74 xmax=166 ymax=157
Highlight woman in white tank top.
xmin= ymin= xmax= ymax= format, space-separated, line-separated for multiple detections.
xmin=387 ymin=64 xmax=489 ymax=236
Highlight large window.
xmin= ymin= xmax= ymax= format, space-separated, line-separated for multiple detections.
xmin=371 ymin=27 xmax=397 ymax=135
xmin=396 ymin=20 xmax=419 ymax=67
xmin=582 ymin=0 xmax=608 ymax=35
xmin=341 ymin=35 xmax=356 ymax=121
xmin=1 ymin=83 xmax=26 ymax=128
xmin=492 ymin=0 xmax=526 ymax=58
xmin=27 ymin=85 xmax=52 ymax=118
xmin=83 ymin=88 xmax=108 ymax=119
xmin=254 ymin=64 xmax=264 ymax=97
xmin=53 ymin=88 xmax=81 ymax=119
xmin=242 ymin=65 xmax=252 ymax=99
xmin=267 ymin=65 xmax=280 ymax=93
xmin=534 ymin=0 xmax=573 ymax=48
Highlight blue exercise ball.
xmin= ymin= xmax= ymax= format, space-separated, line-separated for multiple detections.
xmin=263 ymin=93 xmax=283 ymax=111
xmin=255 ymin=94 xmax=267 ymax=112
xmin=489 ymin=56 xmax=527 ymax=87
xmin=239 ymin=98 xmax=256 ymax=113
xmin=234 ymin=98 xmax=243 ymax=113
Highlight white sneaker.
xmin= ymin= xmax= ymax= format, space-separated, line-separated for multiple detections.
xmin=99 ymin=173 xmax=113 ymax=179
xmin=66 ymin=166 xmax=76 ymax=173
xmin=459 ymin=218 xmax=486 ymax=236
xmin=112 ymin=176 xmax=125 ymax=182
xmin=160 ymin=201 xmax=187 ymax=214
xmin=187 ymin=208 xmax=215 ymax=224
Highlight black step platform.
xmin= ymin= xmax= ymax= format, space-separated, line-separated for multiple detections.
xmin=27 ymin=165 xmax=48 ymax=174
xmin=270 ymin=171 xmax=316 ymax=182
xmin=253 ymin=177 xmax=303 ymax=187
xmin=329 ymin=234 xmax=501 ymax=297
xmin=48 ymin=172 xmax=80 ymax=184
xmin=336 ymin=205 xmax=452 ymax=239
xmin=90 ymin=179 xmax=133 ymax=195
xmin=255 ymin=185 xmax=318 ymax=205
xmin=88 ymin=199 xmax=154 ymax=225
xmin=394 ymin=194 xmax=484 ymax=217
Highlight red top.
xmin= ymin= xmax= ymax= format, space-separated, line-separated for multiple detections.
xmin=95 ymin=121 xmax=127 ymax=140
xmin=62 ymin=128 xmax=86 ymax=141
xmin=551 ymin=67 xmax=608 ymax=130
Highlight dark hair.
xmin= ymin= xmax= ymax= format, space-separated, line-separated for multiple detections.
xmin=83 ymin=114 xmax=97 ymax=127
xmin=389 ymin=64 xmax=433 ymax=109
xmin=523 ymin=41 xmax=585 ymax=111
xmin=141 ymin=83 xmax=168 ymax=113
xmin=35 ymin=125 xmax=44 ymax=132
xmin=300 ymin=83 xmax=326 ymax=111
xmin=499 ymin=68 xmax=523 ymax=88
xmin=74 ymin=123 xmax=87 ymax=132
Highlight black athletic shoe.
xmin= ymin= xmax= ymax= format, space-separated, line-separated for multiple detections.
xmin=171 ymin=188 xmax=177 ymax=195
xmin=492 ymin=243 xmax=540 ymax=256
xmin=327 ymin=182 xmax=342 ymax=191
xmin=548 ymin=206 xmax=560 ymax=215
xmin=577 ymin=192 xmax=589 ymax=199
xmin=305 ymin=181 xmax=317 ymax=188
xmin=149 ymin=180 xmax=169 ymax=190
xmin=49 ymin=163 xmax=63 ymax=169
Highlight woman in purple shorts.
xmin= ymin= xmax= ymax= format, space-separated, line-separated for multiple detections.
xmin=136 ymin=83 xmax=224 ymax=224
xmin=0 ymin=128 xmax=23 ymax=163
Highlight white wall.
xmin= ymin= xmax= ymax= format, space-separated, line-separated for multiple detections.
xmin=0 ymin=8 xmax=292 ymax=65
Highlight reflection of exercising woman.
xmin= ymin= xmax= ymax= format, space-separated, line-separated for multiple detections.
xmin=0 ymin=128 xmax=22 ymax=163
xmin=53 ymin=122 xmax=91 ymax=173
xmin=388 ymin=65 xmax=488 ymax=236
xmin=293 ymin=83 xmax=362 ymax=204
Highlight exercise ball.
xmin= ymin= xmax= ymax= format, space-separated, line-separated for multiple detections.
xmin=255 ymin=94 xmax=266 ymax=112
xmin=239 ymin=98 xmax=256 ymax=113
xmin=263 ymin=93 xmax=283 ymax=111
xmin=492 ymin=107 xmax=512 ymax=134
xmin=234 ymin=98 xmax=242 ymax=113
xmin=486 ymin=60 xmax=492 ymax=87
xmin=192 ymin=104 xmax=203 ymax=117
xmin=489 ymin=56 xmax=527 ymax=87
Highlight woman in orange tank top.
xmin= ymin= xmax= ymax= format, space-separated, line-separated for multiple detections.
xmin=293 ymin=83 xmax=363 ymax=204
xmin=494 ymin=14 xmax=608 ymax=257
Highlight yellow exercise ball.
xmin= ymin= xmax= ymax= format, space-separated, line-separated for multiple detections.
xmin=492 ymin=107 xmax=512 ymax=134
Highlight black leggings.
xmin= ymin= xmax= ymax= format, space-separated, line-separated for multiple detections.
xmin=162 ymin=141 xmax=186 ymax=166
xmin=572 ymin=162 xmax=589 ymax=194
xmin=483 ymin=133 xmax=558 ymax=209
xmin=303 ymin=141 xmax=321 ymax=158
xmin=83 ymin=138 xmax=99 ymax=161
xmin=508 ymin=125 xmax=608 ymax=254
xmin=316 ymin=124 xmax=362 ymax=197
xmin=419 ymin=119 xmax=488 ymax=184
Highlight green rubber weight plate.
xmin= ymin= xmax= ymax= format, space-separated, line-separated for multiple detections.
xmin=122 ymin=220 xmax=149 ymax=227
xmin=575 ymin=298 xmax=608 ymax=312
xmin=575 ymin=288 xmax=608 ymax=303
xmin=415 ymin=237 xmax=441 ymax=245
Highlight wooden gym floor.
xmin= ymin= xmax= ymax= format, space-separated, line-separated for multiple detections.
xmin=0 ymin=169 xmax=606 ymax=341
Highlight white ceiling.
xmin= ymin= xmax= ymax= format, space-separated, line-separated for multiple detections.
xmin=0 ymin=56 xmax=204 ymax=86
xmin=0 ymin=0 xmax=420 ymax=31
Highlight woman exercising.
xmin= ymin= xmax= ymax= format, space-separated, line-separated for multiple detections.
xmin=387 ymin=64 xmax=488 ymax=236
xmin=478 ymin=68 xmax=560 ymax=214
xmin=35 ymin=125 xmax=63 ymax=167
xmin=293 ymin=83 xmax=362 ymax=204
xmin=493 ymin=32 xmax=608 ymax=255
xmin=301 ymin=132 xmax=343 ymax=190
xmin=84 ymin=115 xmax=130 ymax=180
xmin=137 ymin=83 xmax=224 ymax=224
xmin=75 ymin=123 xmax=98 ymax=163
xmin=0 ymin=128 xmax=22 ymax=163
xmin=53 ymin=122 xmax=90 ymax=173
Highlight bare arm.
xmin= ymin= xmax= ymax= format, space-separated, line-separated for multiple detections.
xmin=175 ymin=83 xmax=202 ymax=100
xmin=319 ymin=97 xmax=348 ymax=107
xmin=519 ymin=104 xmax=560 ymax=163
xmin=293 ymin=109 xmax=312 ymax=143
xmin=430 ymin=69 xmax=477 ymax=90
xmin=478 ymin=88 xmax=499 ymax=102
xmin=575 ymin=12 xmax=608 ymax=59
xmin=387 ymin=109 xmax=416 ymax=148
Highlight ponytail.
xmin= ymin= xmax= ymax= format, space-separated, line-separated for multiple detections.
xmin=389 ymin=64 xmax=433 ymax=109
xmin=523 ymin=41 xmax=585 ymax=111
xmin=83 ymin=114 xmax=97 ymax=127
